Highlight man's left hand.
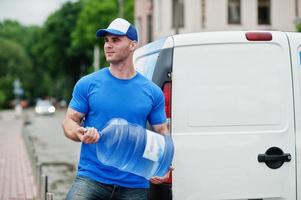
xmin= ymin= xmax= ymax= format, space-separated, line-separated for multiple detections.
xmin=150 ymin=168 xmax=173 ymax=184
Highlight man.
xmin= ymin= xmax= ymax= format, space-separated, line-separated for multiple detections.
xmin=62 ymin=18 xmax=169 ymax=200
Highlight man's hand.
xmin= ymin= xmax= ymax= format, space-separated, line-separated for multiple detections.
xmin=150 ymin=168 xmax=173 ymax=184
xmin=76 ymin=127 xmax=100 ymax=144
xmin=150 ymin=176 xmax=167 ymax=184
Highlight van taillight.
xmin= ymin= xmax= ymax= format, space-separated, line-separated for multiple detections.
xmin=163 ymin=82 xmax=171 ymax=118
xmin=163 ymin=81 xmax=172 ymax=184
xmin=245 ymin=32 xmax=272 ymax=41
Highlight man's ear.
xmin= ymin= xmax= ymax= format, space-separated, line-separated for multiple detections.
xmin=130 ymin=41 xmax=138 ymax=51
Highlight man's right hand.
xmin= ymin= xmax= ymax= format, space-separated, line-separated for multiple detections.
xmin=62 ymin=108 xmax=100 ymax=143
xmin=76 ymin=127 xmax=100 ymax=144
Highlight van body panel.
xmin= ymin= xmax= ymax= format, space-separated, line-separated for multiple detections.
xmin=133 ymin=31 xmax=299 ymax=200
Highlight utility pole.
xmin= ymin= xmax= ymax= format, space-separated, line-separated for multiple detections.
xmin=93 ymin=45 xmax=100 ymax=71
xmin=296 ymin=0 xmax=299 ymax=19
xmin=294 ymin=0 xmax=300 ymax=26
xmin=175 ymin=0 xmax=179 ymax=34
xmin=201 ymin=0 xmax=206 ymax=29
xmin=118 ymin=0 xmax=124 ymax=18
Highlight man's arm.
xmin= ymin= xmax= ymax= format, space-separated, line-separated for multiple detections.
xmin=62 ymin=107 xmax=99 ymax=143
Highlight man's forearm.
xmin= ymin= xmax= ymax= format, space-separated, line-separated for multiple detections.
xmin=62 ymin=117 xmax=82 ymax=142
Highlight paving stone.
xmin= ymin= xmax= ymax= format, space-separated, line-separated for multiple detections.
xmin=0 ymin=110 xmax=37 ymax=200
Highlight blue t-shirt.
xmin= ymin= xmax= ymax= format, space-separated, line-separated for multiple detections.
xmin=69 ymin=67 xmax=167 ymax=188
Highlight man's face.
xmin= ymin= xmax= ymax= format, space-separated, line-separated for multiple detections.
xmin=104 ymin=35 xmax=135 ymax=64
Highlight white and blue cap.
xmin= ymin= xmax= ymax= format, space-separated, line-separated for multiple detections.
xmin=96 ymin=18 xmax=138 ymax=41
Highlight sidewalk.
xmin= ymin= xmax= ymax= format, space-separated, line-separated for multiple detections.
xmin=0 ymin=110 xmax=37 ymax=200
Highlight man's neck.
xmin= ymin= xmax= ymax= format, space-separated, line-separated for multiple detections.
xmin=109 ymin=64 xmax=136 ymax=80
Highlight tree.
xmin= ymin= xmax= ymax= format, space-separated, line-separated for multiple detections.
xmin=0 ymin=20 xmax=44 ymax=107
xmin=0 ymin=0 xmax=134 ymax=108
xmin=71 ymin=0 xmax=134 ymax=71
xmin=0 ymin=20 xmax=41 ymax=59
xmin=36 ymin=1 xmax=84 ymax=101
xmin=0 ymin=20 xmax=28 ymax=47
xmin=0 ymin=38 xmax=32 ymax=107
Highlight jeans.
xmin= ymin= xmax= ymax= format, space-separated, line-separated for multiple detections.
xmin=65 ymin=176 xmax=149 ymax=200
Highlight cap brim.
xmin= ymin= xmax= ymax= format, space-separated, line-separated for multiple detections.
xmin=96 ymin=29 xmax=126 ymax=37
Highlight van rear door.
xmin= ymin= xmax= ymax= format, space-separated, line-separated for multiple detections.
xmin=172 ymin=31 xmax=296 ymax=199
xmin=286 ymin=32 xmax=301 ymax=200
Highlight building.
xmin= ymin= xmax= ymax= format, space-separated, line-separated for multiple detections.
xmin=135 ymin=0 xmax=301 ymax=45
xmin=135 ymin=0 xmax=154 ymax=46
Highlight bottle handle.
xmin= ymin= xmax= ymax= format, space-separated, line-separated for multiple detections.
xmin=84 ymin=127 xmax=103 ymax=137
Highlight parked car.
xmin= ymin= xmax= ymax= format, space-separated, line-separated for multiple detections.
xmin=35 ymin=100 xmax=55 ymax=115
xmin=134 ymin=31 xmax=301 ymax=200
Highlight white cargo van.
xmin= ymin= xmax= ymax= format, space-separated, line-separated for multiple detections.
xmin=134 ymin=31 xmax=301 ymax=200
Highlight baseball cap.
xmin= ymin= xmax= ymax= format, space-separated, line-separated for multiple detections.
xmin=96 ymin=18 xmax=138 ymax=41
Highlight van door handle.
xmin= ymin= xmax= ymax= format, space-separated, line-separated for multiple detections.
xmin=257 ymin=147 xmax=291 ymax=169
xmin=258 ymin=154 xmax=291 ymax=162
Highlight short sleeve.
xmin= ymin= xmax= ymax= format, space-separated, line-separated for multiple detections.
xmin=69 ymin=78 xmax=89 ymax=114
xmin=148 ymin=87 xmax=167 ymax=125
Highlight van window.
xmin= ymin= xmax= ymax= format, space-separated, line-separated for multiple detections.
xmin=134 ymin=38 xmax=167 ymax=80
xmin=135 ymin=52 xmax=160 ymax=80
xmin=228 ymin=0 xmax=241 ymax=24
xmin=258 ymin=0 xmax=271 ymax=25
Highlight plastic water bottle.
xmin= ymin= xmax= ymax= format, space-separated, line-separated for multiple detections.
xmin=96 ymin=118 xmax=174 ymax=179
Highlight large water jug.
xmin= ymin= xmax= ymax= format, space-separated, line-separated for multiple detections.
xmin=96 ymin=118 xmax=174 ymax=179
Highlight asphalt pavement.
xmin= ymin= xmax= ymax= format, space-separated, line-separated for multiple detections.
xmin=23 ymin=108 xmax=80 ymax=200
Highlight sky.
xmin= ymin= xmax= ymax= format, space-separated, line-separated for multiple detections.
xmin=0 ymin=0 xmax=76 ymax=26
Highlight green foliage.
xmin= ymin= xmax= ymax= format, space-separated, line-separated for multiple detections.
xmin=37 ymin=1 xmax=86 ymax=100
xmin=0 ymin=37 xmax=33 ymax=107
xmin=0 ymin=20 xmax=41 ymax=59
xmin=0 ymin=0 xmax=134 ymax=108
xmin=0 ymin=20 xmax=28 ymax=47
xmin=0 ymin=90 xmax=5 ymax=108
xmin=0 ymin=38 xmax=31 ymax=76
xmin=72 ymin=0 xmax=134 ymax=68
xmin=124 ymin=0 xmax=134 ymax=22
xmin=0 ymin=20 xmax=44 ymax=107
xmin=72 ymin=0 xmax=117 ymax=49
xmin=297 ymin=23 xmax=301 ymax=32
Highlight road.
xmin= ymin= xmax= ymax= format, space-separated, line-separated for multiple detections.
xmin=23 ymin=108 xmax=80 ymax=200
